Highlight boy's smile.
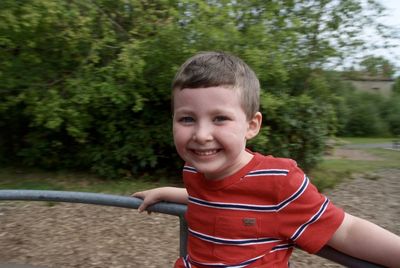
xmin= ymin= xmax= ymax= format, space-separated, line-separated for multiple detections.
xmin=172 ymin=86 xmax=261 ymax=180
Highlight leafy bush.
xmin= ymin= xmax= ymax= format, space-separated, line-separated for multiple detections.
xmin=249 ymin=94 xmax=336 ymax=172
xmin=339 ymin=92 xmax=390 ymax=137
xmin=393 ymin=77 xmax=400 ymax=95
xmin=381 ymin=95 xmax=400 ymax=136
xmin=1 ymin=0 xmax=393 ymax=178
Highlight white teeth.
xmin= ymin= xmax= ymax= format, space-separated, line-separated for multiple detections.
xmin=194 ymin=150 xmax=218 ymax=156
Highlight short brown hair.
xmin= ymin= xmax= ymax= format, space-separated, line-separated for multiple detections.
xmin=172 ymin=51 xmax=260 ymax=119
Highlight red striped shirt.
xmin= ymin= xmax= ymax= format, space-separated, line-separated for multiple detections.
xmin=175 ymin=152 xmax=344 ymax=268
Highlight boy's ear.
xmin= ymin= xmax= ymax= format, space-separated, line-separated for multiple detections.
xmin=246 ymin=112 xmax=262 ymax=140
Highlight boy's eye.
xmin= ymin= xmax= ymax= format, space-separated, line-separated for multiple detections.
xmin=213 ymin=116 xmax=229 ymax=123
xmin=178 ymin=116 xmax=194 ymax=123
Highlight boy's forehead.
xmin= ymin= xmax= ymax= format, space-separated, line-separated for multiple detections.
xmin=173 ymin=85 xmax=240 ymax=97
xmin=173 ymin=86 xmax=242 ymax=103
xmin=172 ymin=86 xmax=246 ymax=112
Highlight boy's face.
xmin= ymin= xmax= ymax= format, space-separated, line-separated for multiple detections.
xmin=173 ymin=86 xmax=261 ymax=180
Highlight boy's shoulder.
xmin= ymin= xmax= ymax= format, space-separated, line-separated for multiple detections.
xmin=255 ymin=152 xmax=298 ymax=169
xmin=249 ymin=153 xmax=306 ymax=190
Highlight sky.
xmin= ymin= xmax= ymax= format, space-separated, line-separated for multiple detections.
xmin=367 ymin=0 xmax=400 ymax=71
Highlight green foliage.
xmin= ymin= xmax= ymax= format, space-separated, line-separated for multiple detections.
xmin=381 ymin=95 xmax=400 ymax=135
xmin=393 ymin=77 xmax=400 ymax=95
xmin=359 ymin=56 xmax=395 ymax=78
xmin=330 ymin=71 xmax=400 ymax=138
xmin=339 ymin=92 xmax=390 ymax=137
xmin=0 ymin=0 xmax=179 ymax=176
xmin=249 ymin=94 xmax=336 ymax=172
xmin=0 ymin=0 xmax=395 ymax=178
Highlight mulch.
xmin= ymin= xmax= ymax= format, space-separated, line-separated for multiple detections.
xmin=0 ymin=168 xmax=399 ymax=268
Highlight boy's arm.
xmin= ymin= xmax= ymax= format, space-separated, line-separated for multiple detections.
xmin=132 ymin=187 xmax=188 ymax=212
xmin=327 ymin=212 xmax=400 ymax=267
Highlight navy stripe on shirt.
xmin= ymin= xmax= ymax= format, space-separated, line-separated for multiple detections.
xmin=188 ymin=175 xmax=309 ymax=212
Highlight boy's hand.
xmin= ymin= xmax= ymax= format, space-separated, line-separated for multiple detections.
xmin=131 ymin=188 xmax=164 ymax=213
xmin=131 ymin=187 xmax=189 ymax=213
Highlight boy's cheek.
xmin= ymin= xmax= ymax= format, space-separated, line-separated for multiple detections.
xmin=173 ymin=130 xmax=185 ymax=144
xmin=172 ymin=133 xmax=188 ymax=154
xmin=173 ymin=126 xmax=192 ymax=139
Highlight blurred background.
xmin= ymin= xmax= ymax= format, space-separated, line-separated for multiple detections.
xmin=0 ymin=0 xmax=399 ymax=181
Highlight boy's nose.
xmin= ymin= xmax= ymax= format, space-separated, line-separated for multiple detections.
xmin=192 ymin=124 xmax=213 ymax=144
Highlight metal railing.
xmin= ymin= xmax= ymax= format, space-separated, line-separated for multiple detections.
xmin=0 ymin=190 xmax=383 ymax=267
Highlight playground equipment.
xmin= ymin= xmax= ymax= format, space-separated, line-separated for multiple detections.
xmin=0 ymin=190 xmax=383 ymax=267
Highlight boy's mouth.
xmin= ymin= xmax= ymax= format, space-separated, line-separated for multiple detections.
xmin=191 ymin=149 xmax=220 ymax=156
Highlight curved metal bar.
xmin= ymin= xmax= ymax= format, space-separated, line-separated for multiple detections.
xmin=316 ymin=246 xmax=383 ymax=268
xmin=0 ymin=190 xmax=384 ymax=267
xmin=0 ymin=189 xmax=186 ymax=216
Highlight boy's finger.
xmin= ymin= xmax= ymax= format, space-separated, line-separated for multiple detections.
xmin=137 ymin=202 xmax=152 ymax=214
xmin=137 ymin=203 xmax=145 ymax=213
xmin=131 ymin=192 xmax=143 ymax=198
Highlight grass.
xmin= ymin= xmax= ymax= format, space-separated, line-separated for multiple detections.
xmin=310 ymin=141 xmax=400 ymax=191
xmin=0 ymin=168 xmax=178 ymax=195
xmin=0 ymin=137 xmax=398 ymax=194
xmin=339 ymin=137 xmax=396 ymax=144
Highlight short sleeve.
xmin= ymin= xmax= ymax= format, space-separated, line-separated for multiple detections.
xmin=276 ymin=161 xmax=344 ymax=253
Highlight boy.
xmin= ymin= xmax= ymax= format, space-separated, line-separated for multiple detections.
xmin=133 ymin=51 xmax=400 ymax=267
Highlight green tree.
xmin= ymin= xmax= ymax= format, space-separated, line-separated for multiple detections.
xmin=0 ymin=0 xmax=395 ymax=177
xmin=360 ymin=56 xmax=396 ymax=78
xmin=249 ymin=93 xmax=336 ymax=172
xmin=381 ymin=95 xmax=400 ymax=135
xmin=0 ymin=0 xmax=180 ymax=175
xmin=341 ymin=92 xmax=390 ymax=137
xmin=393 ymin=76 xmax=400 ymax=95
